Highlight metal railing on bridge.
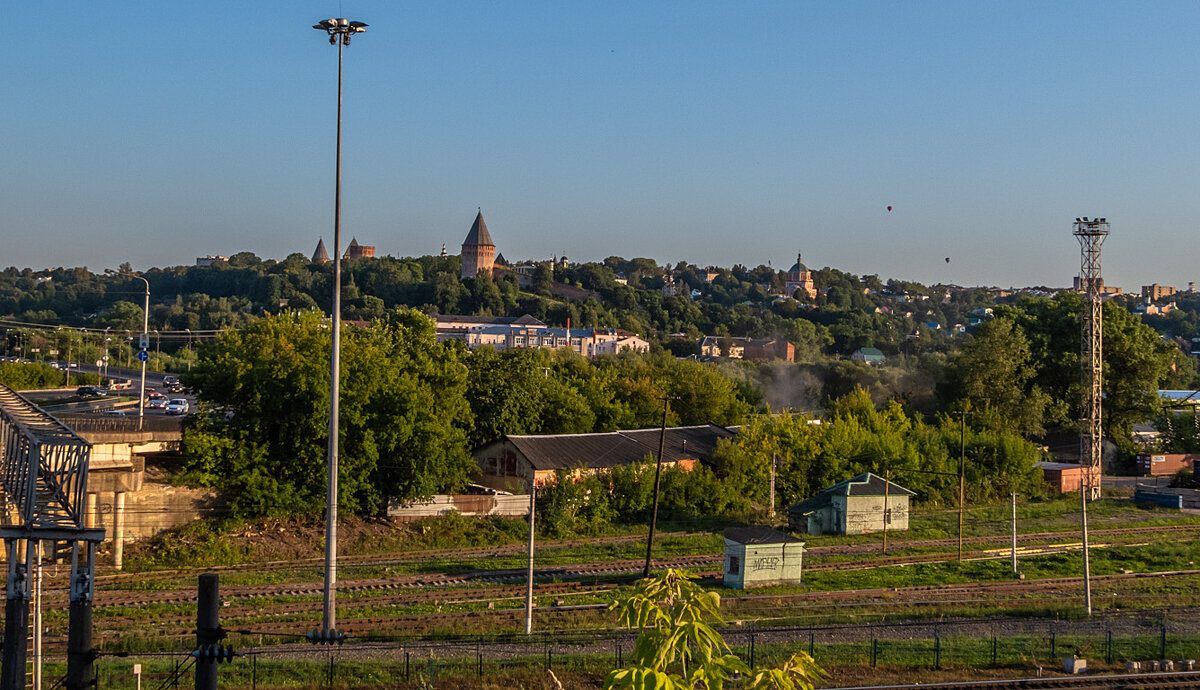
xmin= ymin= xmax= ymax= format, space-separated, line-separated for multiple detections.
xmin=53 ymin=413 xmax=183 ymax=435
xmin=0 ymin=383 xmax=104 ymax=690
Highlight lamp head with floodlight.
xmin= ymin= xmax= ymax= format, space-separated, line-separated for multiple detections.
xmin=313 ymin=17 xmax=368 ymax=46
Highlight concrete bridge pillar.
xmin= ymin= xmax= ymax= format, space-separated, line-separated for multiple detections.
xmin=113 ymin=492 xmax=126 ymax=570
xmin=84 ymin=493 xmax=97 ymax=530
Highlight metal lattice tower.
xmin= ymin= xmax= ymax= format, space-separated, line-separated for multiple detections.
xmin=1073 ymin=217 xmax=1108 ymax=618
xmin=0 ymin=383 xmax=104 ymax=690
xmin=1074 ymin=217 xmax=1108 ymax=500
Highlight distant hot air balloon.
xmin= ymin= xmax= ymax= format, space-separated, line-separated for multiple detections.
xmin=887 ymin=206 xmax=893 ymax=212
xmin=945 ymin=257 xmax=951 ymax=264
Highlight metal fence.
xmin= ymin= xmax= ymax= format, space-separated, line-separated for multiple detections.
xmin=44 ymin=613 xmax=1200 ymax=689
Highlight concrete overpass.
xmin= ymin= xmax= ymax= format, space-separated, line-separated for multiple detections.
xmin=49 ymin=414 xmax=185 ymax=568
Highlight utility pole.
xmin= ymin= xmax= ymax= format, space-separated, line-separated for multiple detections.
xmin=1074 ymin=216 xmax=1108 ymax=616
xmin=524 ymin=485 xmax=537 ymax=635
xmin=769 ymin=453 xmax=777 ymax=519
xmin=1011 ymin=492 xmax=1018 ymax=576
xmin=196 ymin=574 xmax=221 ymax=690
xmin=882 ymin=469 xmax=890 ymax=555
xmin=32 ymin=542 xmax=42 ymax=690
xmin=643 ymin=396 xmax=673 ymax=579
xmin=958 ymin=409 xmax=966 ymax=561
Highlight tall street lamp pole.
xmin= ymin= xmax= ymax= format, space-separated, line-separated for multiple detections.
xmin=106 ymin=269 xmax=151 ymax=425
xmin=134 ymin=276 xmax=149 ymax=428
xmin=313 ymin=15 xmax=367 ymax=635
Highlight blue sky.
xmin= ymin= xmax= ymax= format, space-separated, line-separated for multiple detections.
xmin=3 ymin=2 xmax=1199 ymax=290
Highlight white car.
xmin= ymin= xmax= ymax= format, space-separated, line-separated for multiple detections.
xmin=147 ymin=395 xmax=168 ymax=410
xmin=165 ymin=399 xmax=189 ymax=416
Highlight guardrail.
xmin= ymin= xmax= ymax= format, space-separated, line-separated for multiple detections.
xmin=54 ymin=413 xmax=184 ymax=434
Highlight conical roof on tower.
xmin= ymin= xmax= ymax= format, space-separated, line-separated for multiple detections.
xmin=312 ymin=238 xmax=330 ymax=263
xmin=463 ymin=211 xmax=495 ymax=247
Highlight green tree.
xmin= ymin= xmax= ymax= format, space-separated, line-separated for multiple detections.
xmin=950 ymin=318 xmax=1049 ymax=436
xmin=181 ymin=310 xmax=474 ymax=517
xmin=605 ymin=570 xmax=823 ymax=690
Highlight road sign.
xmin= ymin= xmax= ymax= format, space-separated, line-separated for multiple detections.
xmin=137 ymin=350 xmax=149 ymax=363
xmin=139 ymin=333 xmax=149 ymax=349
xmin=94 ymin=360 xmax=103 ymax=368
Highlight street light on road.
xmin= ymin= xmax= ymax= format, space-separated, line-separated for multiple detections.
xmin=313 ymin=15 xmax=367 ymax=636
xmin=107 ymin=269 xmax=151 ymax=427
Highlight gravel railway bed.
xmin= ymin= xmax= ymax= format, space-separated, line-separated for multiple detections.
xmin=75 ymin=532 xmax=1193 ymax=609
xmin=74 ymin=569 xmax=1200 ymax=641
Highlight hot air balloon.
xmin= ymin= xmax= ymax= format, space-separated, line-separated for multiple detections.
xmin=945 ymin=257 xmax=951 ymax=264
xmin=887 ymin=206 xmax=893 ymax=212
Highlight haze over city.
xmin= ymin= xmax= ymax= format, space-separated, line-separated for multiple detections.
xmin=4 ymin=1 xmax=1199 ymax=289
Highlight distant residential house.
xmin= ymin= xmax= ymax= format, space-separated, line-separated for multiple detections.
xmin=594 ymin=332 xmax=651 ymax=355
xmin=472 ymin=424 xmax=736 ymax=491
xmin=698 ymin=336 xmax=794 ymax=362
xmin=195 ymin=255 xmax=228 ymax=267
xmin=787 ymin=473 xmax=915 ymax=535
xmin=464 ymin=325 xmax=645 ymax=357
xmin=432 ymin=313 xmax=546 ymax=343
xmin=723 ymin=527 xmax=805 ymax=590
xmin=1142 ymin=284 xmax=1177 ymax=302
xmin=850 ymin=347 xmax=885 ymax=365
xmin=662 ymin=275 xmax=680 ymax=297
xmin=1073 ymin=277 xmax=1121 ymax=296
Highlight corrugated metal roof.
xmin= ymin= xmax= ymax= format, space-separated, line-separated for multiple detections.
xmin=787 ymin=472 xmax=914 ymax=516
xmin=724 ymin=526 xmax=802 ymax=545
xmin=502 ymin=424 xmax=736 ymax=471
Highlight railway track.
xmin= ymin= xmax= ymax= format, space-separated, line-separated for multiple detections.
xmin=81 ymin=524 xmax=1198 ymax=590
xmin=71 ymin=568 xmax=1200 ymax=643
xmin=74 ymin=532 xmax=1186 ymax=609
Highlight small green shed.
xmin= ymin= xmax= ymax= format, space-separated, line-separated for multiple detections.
xmin=722 ymin=526 xmax=805 ymax=590
xmin=787 ymin=472 xmax=915 ymax=536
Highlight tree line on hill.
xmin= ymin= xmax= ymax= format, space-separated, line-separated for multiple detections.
xmin=3 ymin=252 xmax=1197 ymax=521
xmin=181 ymin=310 xmax=1047 ymax=524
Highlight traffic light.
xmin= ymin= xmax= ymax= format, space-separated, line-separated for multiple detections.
xmin=306 ymin=628 xmax=347 ymax=645
xmin=193 ymin=645 xmax=236 ymax=663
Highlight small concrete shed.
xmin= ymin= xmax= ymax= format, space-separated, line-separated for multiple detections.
xmin=722 ymin=527 xmax=805 ymax=590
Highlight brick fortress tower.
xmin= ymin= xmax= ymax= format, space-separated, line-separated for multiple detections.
xmin=460 ymin=210 xmax=496 ymax=279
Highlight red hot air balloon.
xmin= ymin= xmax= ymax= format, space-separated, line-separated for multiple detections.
xmin=887 ymin=206 xmax=893 ymax=212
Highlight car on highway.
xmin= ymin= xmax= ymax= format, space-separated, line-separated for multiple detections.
xmin=165 ymin=399 xmax=189 ymax=415
xmin=76 ymin=386 xmax=107 ymax=398
xmin=146 ymin=394 xmax=169 ymax=410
